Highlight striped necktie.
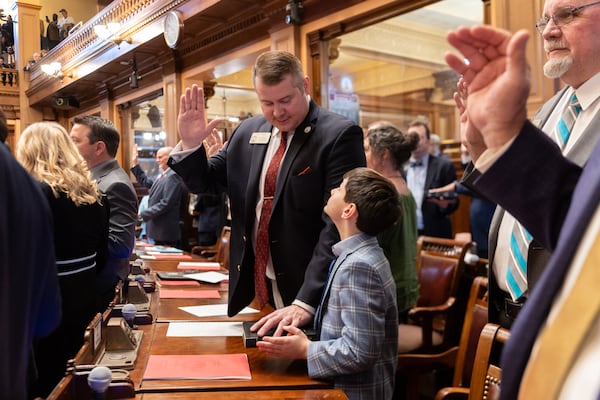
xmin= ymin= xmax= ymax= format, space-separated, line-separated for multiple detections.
xmin=506 ymin=219 xmax=533 ymax=300
xmin=554 ymin=93 xmax=582 ymax=149
xmin=505 ymin=93 xmax=581 ymax=300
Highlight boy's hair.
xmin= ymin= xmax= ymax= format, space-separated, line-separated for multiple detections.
xmin=72 ymin=115 xmax=120 ymax=157
xmin=343 ymin=167 xmax=401 ymax=236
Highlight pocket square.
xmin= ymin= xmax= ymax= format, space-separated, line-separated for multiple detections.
xmin=297 ymin=166 xmax=312 ymax=176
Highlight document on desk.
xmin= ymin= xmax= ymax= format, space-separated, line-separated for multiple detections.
xmin=167 ymin=321 xmax=243 ymax=337
xmin=179 ymin=304 xmax=259 ymax=318
xmin=184 ymin=271 xmax=229 ymax=283
xmin=159 ymin=289 xmax=221 ymax=299
xmin=143 ymin=354 xmax=251 ymax=380
xmin=177 ymin=261 xmax=221 ymax=270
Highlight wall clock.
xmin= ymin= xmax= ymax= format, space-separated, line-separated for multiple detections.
xmin=163 ymin=11 xmax=183 ymax=49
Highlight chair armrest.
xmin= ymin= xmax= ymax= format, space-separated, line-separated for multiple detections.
xmin=408 ymin=297 xmax=456 ymax=350
xmin=434 ymin=387 xmax=469 ymax=400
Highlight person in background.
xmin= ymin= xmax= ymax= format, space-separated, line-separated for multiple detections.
xmin=258 ymin=167 xmax=400 ymax=400
xmin=16 ymin=122 xmax=108 ymax=397
xmin=46 ymin=14 xmax=60 ymax=50
xmin=406 ymin=118 xmax=459 ymax=238
xmin=0 ymin=136 xmax=61 ymax=400
xmin=429 ymin=133 xmax=443 ymax=157
xmin=131 ymin=145 xmax=187 ymax=248
xmin=364 ymin=121 xmax=420 ymax=321
xmin=168 ymin=50 xmax=366 ymax=335
xmin=0 ymin=109 xmax=7 ymax=144
xmin=57 ymin=8 xmax=74 ymax=40
xmin=70 ymin=115 xmax=138 ymax=310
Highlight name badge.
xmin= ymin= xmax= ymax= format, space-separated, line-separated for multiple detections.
xmin=249 ymin=132 xmax=271 ymax=144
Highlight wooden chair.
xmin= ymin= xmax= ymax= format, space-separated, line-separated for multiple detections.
xmin=397 ymin=273 xmax=487 ymax=399
xmin=397 ymin=253 xmax=462 ymax=354
xmin=435 ymin=323 xmax=509 ymax=400
xmin=191 ymin=225 xmax=230 ymax=266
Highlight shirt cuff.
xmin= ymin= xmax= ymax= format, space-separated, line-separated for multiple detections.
xmin=292 ymin=299 xmax=315 ymax=316
xmin=169 ymin=141 xmax=203 ymax=162
xmin=474 ymin=136 xmax=518 ymax=173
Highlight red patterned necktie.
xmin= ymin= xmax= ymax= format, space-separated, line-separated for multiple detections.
xmin=254 ymin=132 xmax=288 ymax=308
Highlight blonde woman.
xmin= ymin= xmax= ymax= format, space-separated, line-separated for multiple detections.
xmin=16 ymin=122 xmax=109 ymax=397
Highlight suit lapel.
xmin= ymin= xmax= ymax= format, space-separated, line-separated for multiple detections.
xmin=531 ymin=87 xmax=569 ymax=128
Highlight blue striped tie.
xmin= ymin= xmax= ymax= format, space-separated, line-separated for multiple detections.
xmin=554 ymin=93 xmax=581 ymax=149
xmin=506 ymin=220 xmax=533 ymax=300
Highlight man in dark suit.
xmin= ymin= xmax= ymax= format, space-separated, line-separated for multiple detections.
xmin=70 ymin=115 xmax=138 ymax=309
xmin=406 ymin=119 xmax=458 ymax=238
xmin=131 ymin=145 xmax=187 ymax=248
xmin=168 ymin=50 xmax=366 ymax=334
xmin=1 ymin=143 xmax=62 ymax=400
xmin=461 ymin=0 xmax=600 ymax=329
xmin=446 ymin=23 xmax=600 ymax=399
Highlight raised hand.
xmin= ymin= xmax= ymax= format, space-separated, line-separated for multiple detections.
xmin=445 ymin=25 xmax=531 ymax=152
xmin=178 ymin=84 xmax=222 ymax=150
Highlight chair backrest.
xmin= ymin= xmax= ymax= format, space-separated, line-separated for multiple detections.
xmin=417 ymin=236 xmax=472 ymax=267
xmin=468 ymin=323 xmax=510 ymax=400
xmin=451 ymin=276 xmax=489 ymax=388
xmin=417 ymin=254 xmax=461 ymax=308
xmin=216 ymin=225 xmax=231 ymax=269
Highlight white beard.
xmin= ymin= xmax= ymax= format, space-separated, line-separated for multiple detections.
xmin=543 ymin=55 xmax=574 ymax=79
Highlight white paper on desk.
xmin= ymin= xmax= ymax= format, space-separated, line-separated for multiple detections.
xmin=185 ymin=271 xmax=229 ymax=283
xmin=167 ymin=322 xmax=243 ymax=337
xmin=179 ymin=304 xmax=259 ymax=318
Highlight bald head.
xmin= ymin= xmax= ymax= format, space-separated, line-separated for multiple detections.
xmin=156 ymin=146 xmax=172 ymax=171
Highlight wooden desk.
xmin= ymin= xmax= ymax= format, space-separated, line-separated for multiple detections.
xmin=140 ymin=389 xmax=348 ymax=399
xmin=137 ymin=324 xmax=329 ymax=393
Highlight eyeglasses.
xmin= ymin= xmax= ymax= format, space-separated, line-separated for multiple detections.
xmin=535 ymin=1 xmax=600 ymax=33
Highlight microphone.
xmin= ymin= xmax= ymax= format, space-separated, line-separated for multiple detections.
xmin=121 ymin=303 xmax=137 ymax=328
xmin=87 ymin=366 xmax=112 ymax=399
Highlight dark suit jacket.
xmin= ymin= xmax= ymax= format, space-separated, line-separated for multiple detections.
xmin=463 ymin=87 xmax=600 ymax=325
xmin=169 ymin=100 xmax=366 ymax=316
xmin=132 ymin=166 xmax=187 ymax=243
xmin=92 ymin=159 xmax=138 ymax=306
xmin=470 ymin=121 xmax=596 ymax=399
xmin=0 ymin=144 xmax=62 ymax=399
xmin=419 ymin=154 xmax=459 ymax=238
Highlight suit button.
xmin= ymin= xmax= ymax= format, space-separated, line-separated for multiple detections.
xmin=242 ymin=235 xmax=246 ymax=242
xmin=237 ymin=265 xmax=241 ymax=271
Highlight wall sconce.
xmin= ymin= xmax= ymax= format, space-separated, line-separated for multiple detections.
xmin=40 ymin=62 xmax=72 ymax=79
xmin=94 ymin=21 xmax=132 ymax=47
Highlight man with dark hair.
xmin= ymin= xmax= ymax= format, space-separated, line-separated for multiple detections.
xmin=169 ymin=50 xmax=366 ymax=335
xmin=406 ymin=118 xmax=459 ymax=238
xmin=70 ymin=115 xmax=138 ymax=309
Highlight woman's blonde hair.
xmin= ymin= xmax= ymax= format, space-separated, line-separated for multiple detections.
xmin=17 ymin=121 xmax=101 ymax=205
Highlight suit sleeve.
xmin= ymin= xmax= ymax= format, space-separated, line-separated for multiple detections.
xmin=104 ymin=181 xmax=138 ymax=259
xmin=168 ymin=144 xmax=228 ymax=195
xmin=140 ymin=175 xmax=186 ymax=220
xmin=131 ymin=164 xmax=154 ymax=189
xmin=295 ymin=124 xmax=366 ymax=308
xmin=473 ymin=120 xmax=581 ymax=251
